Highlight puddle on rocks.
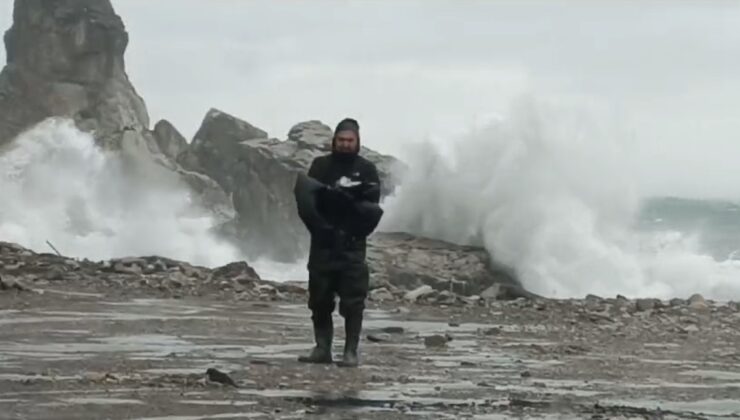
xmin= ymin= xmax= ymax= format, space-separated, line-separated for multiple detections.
xmin=680 ymin=369 xmax=740 ymax=381
xmin=0 ymin=301 xmax=515 ymax=366
xmin=0 ymin=389 xmax=144 ymax=398
xmin=135 ymin=414 xmax=263 ymax=420
xmin=0 ymin=335 xmax=304 ymax=362
xmin=38 ymin=397 xmax=147 ymax=408
xmin=0 ymin=313 xmax=231 ymax=326
xmin=364 ymin=319 xmax=510 ymax=334
xmin=62 ymin=397 xmax=146 ymax=405
xmin=366 ymin=380 xmax=480 ymax=395
xmin=643 ymin=342 xmax=682 ymax=349
xmin=179 ymin=400 xmax=258 ymax=407
xmin=601 ymin=398 xmax=740 ymax=417
xmin=38 ymin=289 xmax=104 ymax=298
xmin=638 ymin=358 xmax=725 ymax=367
xmin=496 ymin=383 xmax=603 ymax=397
xmin=473 ymin=415 xmax=564 ymax=420
xmin=238 ymin=387 xmax=492 ymax=410
xmin=0 ymin=373 xmax=81 ymax=382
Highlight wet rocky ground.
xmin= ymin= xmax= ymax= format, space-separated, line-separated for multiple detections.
xmin=1 ymin=285 xmax=740 ymax=419
xmin=2 ymin=241 xmax=740 ymax=419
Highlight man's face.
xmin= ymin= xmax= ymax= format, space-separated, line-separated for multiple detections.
xmin=334 ymin=130 xmax=358 ymax=153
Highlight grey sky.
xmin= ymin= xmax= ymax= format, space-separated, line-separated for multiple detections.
xmin=1 ymin=0 xmax=739 ymax=199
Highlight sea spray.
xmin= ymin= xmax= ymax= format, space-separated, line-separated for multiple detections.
xmin=0 ymin=118 xmax=240 ymax=268
xmin=381 ymin=96 xmax=740 ymax=300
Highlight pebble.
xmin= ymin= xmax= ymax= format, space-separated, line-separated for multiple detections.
xmin=404 ymin=285 xmax=435 ymax=302
xmin=480 ymin=285 xmax=502 ymax=300
xmin=382 ymin=326 xmax=405 ymax=334
xmin=482 ymin=327 xmax=501 ymax=336
xmin=424 ymin=335 xmax=448 ymax=348
xmin=436 ymin=290 xmax=458 ymax=304
xmin=369 ymin=287 xmax=394 ymax=302
xmin=464 ymin=295 xmax=482 ymax=305
xmin=367 ymin=334 xmax=390 ymax=343
xmin=681 ymin=324 xmax=700 ymax=333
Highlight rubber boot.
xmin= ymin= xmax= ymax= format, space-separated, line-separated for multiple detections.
xmin=298 ymin=317 xmax=333 ymax=364
xmin=337 ymin=313 xmax=362 ymax=368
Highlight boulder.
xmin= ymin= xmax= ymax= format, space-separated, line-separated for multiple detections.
xmin=403 ymin=285 xmax=435 ymax=302
xmin=367 ymin=232 xmax=520 ymax=296
xmin=669 ymin=298 xmax=687 ymax=307
xmin=179 ymin=110 xmax=403 ymax=261
xmin=153 ymin=119 xmax=189 ymax=162
xmin=688 ymin=293 xmax=708 ymax=311
xmin=635 ymin=298 xmax=660 ymax=312
xmin=369 ymin=287 xmax=394 ymax=302
xmin=0 ymin=274 xmax=30 ymax=292
xmin=479 ymin=283 xmax=538 ymax=301
xmin=0 ymin=0 xmax=233 ymax=221
xmin=0 ymin=0 xmax=149 ymax=149
xmin=211 ymin=261 xmax=261 ymax=283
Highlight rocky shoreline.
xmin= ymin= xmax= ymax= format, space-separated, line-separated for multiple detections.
xmin=2 ymin=222 xmax=738 ymax=419
xmin=2 ymin=239 xmax=735 ymax=316
xmin=1 ymin=265 xmax=739 ymax=419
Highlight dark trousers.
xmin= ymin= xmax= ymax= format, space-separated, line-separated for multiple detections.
xmin=308 ymin=264 xmax=369 ymax=324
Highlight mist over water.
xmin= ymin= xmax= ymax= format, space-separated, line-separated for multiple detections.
xmin=381 ymin=97 xmax=740 ymax=300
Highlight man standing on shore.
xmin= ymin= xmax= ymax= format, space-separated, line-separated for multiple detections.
xmin=294 ymin=118 xmax=382 ymax=368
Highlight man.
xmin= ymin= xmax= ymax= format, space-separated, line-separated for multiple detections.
xmin=294 ymin=118 xmax=382 ymax=368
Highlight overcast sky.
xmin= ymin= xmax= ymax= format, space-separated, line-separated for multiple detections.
xmin=1 ymin=0 xmax=739 ymax=200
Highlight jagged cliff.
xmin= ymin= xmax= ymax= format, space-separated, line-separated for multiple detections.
xmin=0 ymin=0 xmax=233 ymax=221
xmin=0 ymin=0 xmax=147 ymax=148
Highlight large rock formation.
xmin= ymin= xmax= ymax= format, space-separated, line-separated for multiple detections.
xmin=176 ymin=109 xmax=404 ymax=261
xmin=367 ymin=232 xmax=520 ymax=296
xmin=0 ymin=0 xmax=147 ymax=148
xmin=0 ymin=0 xmax=233 ymax=221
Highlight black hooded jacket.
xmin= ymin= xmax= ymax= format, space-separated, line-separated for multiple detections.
xmin=304 ymin=152 xmax=381 ymax=269
xmin=294 ymin=118 xmax=383 ymax=269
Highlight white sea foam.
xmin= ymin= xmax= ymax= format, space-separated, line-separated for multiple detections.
xmin=380 ymin=97 xmax=740 ymax=300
